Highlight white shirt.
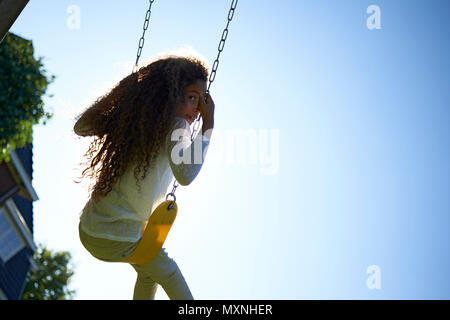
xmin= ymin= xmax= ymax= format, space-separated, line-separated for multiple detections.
xmin=79 ymin=117 xmax=211 ymax=242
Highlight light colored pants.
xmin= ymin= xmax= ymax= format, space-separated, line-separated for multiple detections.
xmin=79 ymin=223 xmax=194 ymax=300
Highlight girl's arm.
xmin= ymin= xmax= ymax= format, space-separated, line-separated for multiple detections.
xmin=165 ymin=117 xmax=213 ymax=186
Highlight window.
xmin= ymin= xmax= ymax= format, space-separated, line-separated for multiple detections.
xmin=0 ymin=207 xmax=25 ymax=262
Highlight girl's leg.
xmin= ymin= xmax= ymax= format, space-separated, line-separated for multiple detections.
xmin=130 ymin=247 xmax=194 ymax=300
xmin=133 ymin=273 xmax=158 ymax=300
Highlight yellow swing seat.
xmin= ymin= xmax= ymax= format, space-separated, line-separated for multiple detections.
xmin=122 ymin=199 xmax=178 ymax=265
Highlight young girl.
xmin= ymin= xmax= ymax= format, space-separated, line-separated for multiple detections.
xmin=74 ymin=54 xmax=215 ymax=300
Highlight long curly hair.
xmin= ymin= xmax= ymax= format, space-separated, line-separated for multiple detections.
xmin=75 ymin=55 xmax=209 ymax=202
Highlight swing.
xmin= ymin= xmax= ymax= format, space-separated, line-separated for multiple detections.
xmin=122 ymin=194 xmax=178 ymax=264
xmin=122 ymin=0 xmax=238 ymax=265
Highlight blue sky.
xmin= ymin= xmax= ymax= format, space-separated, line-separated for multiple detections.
xmin=10 ymin=0 xmax=450 ymax=299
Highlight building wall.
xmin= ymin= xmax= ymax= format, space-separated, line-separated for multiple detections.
xmin=0 ymin=247 xmax=33 ymax=299
xmin=12 ymin=143 xmax=34 ymax=232
xmin=0 ymin=142 xmax=36 ymax=299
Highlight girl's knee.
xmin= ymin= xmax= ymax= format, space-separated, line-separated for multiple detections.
xmin=131 ymin=258 xmax=179 ymax=283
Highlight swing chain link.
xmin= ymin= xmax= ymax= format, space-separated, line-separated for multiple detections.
xmin=168 ymin=0 xmax=238 ymax=209
xmin=168 ymin=180 xmax=178 ymax=210
xmin=190 ymin=0 xmax=238 ymax=141
xmin=133 ymin=0 xmax=155 ymax=73
xmin=207 ymin=0 xmax=238 ymax=94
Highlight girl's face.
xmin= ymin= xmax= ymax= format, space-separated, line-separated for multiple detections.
xmin=175 ymin=79 xmax=207 ymax=125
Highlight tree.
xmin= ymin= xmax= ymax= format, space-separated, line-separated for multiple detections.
xmin=21 ymin=244 xmax=76 ymax=300
xmin=0 ymin=32 xmax=54 ymax=163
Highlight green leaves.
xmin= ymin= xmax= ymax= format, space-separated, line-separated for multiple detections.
xmin=0 ymin=32 xmax=55 ymax=162
xmin=21 ymin=244 xmax=76 ymax=300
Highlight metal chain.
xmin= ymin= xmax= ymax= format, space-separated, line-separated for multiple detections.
xmin=191 ymin=0 xmax=238 ymax=142
xmin=132 ymin=0 xmax=155 ymax=74
xmin=167 ymin=0 xmax=238 ymax=207
xmin=208 ymin=0 xmax=238 ymax=92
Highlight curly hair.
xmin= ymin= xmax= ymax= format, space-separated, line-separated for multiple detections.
xmin=75 ymin=54 xmax=209 ymax=202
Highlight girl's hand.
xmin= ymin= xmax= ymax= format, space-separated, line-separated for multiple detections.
xmin=198 ymin=92 xmax=215 ymax=124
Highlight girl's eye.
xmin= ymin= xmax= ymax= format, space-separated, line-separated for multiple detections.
xmin=189 ymin=95 xmax=196 ymax=100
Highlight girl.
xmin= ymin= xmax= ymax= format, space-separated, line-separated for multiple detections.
xmin=74 ymin=54 xmax=215 ymax=300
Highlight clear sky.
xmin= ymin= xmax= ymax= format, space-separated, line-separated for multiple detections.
xmin=10 ymin=0 xmax=450 ymax=299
